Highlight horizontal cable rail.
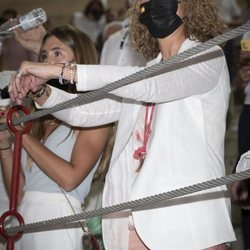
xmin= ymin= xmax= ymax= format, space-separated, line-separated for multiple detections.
xmin=5 ymin=169 xmax=250 ymax=235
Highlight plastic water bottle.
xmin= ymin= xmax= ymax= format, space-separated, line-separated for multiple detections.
xmin=0 ymin=8 xmax=47 ymax=41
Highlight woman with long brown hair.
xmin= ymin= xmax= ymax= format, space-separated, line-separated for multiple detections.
xmin=0 ymin=25 xmax=112 ymax=250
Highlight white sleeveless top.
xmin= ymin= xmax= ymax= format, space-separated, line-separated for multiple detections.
xmin=21 ymin=123 xmax=99 ymax=203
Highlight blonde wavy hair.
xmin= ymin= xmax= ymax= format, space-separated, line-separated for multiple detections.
xmin=128 ymin=0 xmax=226 ymax=60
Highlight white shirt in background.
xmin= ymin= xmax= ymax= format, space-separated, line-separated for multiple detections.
xmin=73 ymin=11 xmax=105 ymax=44
xmin=217 ymin=0 xmax=241 ymax=24
xmin=100 ymin=21 xmax=147 ymax=67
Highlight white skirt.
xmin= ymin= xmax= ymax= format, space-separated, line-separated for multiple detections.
xmin=14 ymin=191 xmax=83 ymax=250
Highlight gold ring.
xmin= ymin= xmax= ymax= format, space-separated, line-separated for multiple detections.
xmin=16 ymin=71 xmax=23 ymax=78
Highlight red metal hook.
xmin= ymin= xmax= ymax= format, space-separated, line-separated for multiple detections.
xmin=0 ymin=105 xmax=32 ymax=250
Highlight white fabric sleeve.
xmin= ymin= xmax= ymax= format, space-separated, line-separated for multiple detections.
xmin=77 ymin=46 xmax=226 ymax=103
xmin=76 ymin=64 xmax=140 ymax=91
xmin=35 ymin=86 xmax=122 ymax=127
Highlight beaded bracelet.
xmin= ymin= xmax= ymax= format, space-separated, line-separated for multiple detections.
xmin=69 ymin=63 xmax=76 ymax=84
xmin=27 ymin=84 xmax=47 ymax=98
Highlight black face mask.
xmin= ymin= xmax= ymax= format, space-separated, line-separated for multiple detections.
xmin=139 ymin=0 xmax=183 ymax=38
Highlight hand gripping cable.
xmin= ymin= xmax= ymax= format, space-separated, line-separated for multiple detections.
xmin=0 ymin=106 xmax=32 ymax=250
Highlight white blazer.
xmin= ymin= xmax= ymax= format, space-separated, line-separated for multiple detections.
xmin=39 ymin=39 xmax=236 ymax=249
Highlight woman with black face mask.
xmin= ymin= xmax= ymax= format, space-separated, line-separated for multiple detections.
xmin=9 ymin=0 xmax=236 ymax=249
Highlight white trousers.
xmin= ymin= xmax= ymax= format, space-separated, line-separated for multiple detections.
xmin=14 ymin=191 xmax=83 ymax=250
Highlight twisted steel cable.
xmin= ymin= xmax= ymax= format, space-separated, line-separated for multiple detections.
xmin=5 ymin=169 xmax=250 ymax=235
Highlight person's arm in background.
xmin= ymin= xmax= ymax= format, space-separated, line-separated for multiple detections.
xmin=13 ymin=25 xmax=46 ymax=55
xmin=0 ymin=25 xmax=46 ymax=91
